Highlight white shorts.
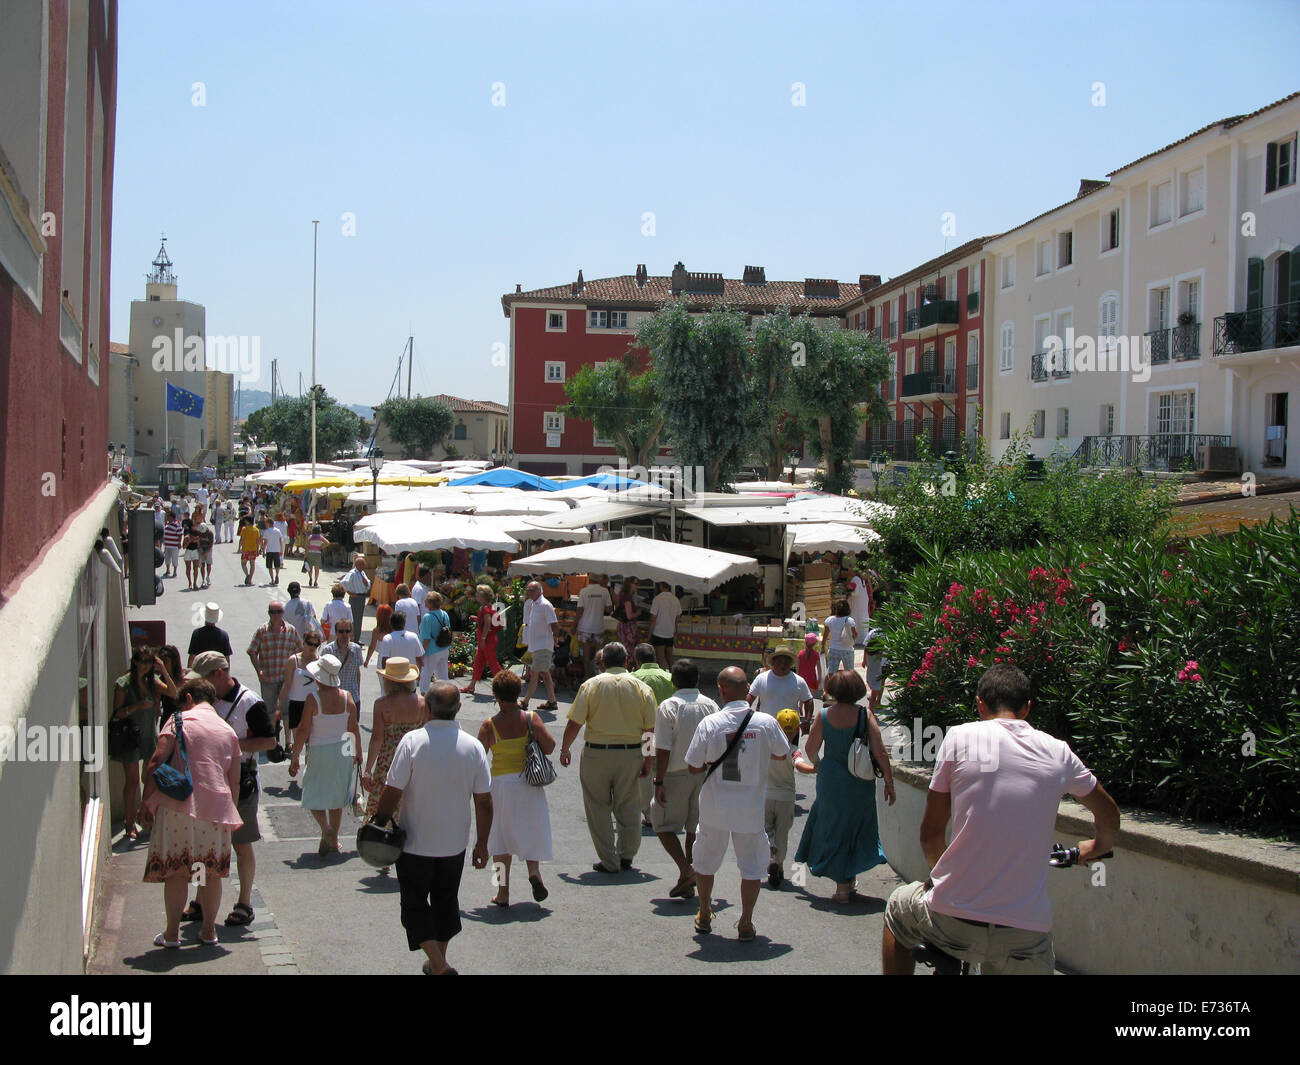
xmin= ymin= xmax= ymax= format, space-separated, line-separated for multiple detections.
xmin=691 ymin=823 xmax=770 ymax=881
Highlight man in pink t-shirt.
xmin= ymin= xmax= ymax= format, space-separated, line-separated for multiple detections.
xmin=882 ymin=664 xmax=1120 ymax=974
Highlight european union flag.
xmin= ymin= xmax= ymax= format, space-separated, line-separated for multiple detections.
xmin=166 ymin=382 xmax=204 ymax=418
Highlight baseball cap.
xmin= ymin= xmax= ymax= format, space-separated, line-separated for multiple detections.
xmin=776 ymin=708 xmax=801 ymax=739
xmin=191 ymin=651 xmax=229 ymax=676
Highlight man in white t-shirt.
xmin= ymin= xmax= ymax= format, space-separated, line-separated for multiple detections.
xmin=520 ymin=581 xmax=560 ymax=711
xmin=684 ymin=666 xmax=790 ymax=942
xmin=748 ymin=645 xmax=814 ymax=726
xmin=393 ymin=585 xmax=422 ymax=636
xmin=410 ymin=566 xmax=432 ymax=623
xmin=575 ymin=575 xmax=613 ymax=678
xmin=374 ymin=682 xmax=493 ymax=976
xmin=649 ymin=582 xmax=682 ymax=669
xmin=379 ymin=610 xmax=425 ymax=675
xmin=882 ymin=665 xmax=1120 ymax=975
xmin=260 ymin=521 xmax=285 ymax=586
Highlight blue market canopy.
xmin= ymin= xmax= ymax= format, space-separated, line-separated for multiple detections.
xmin=561 ymin=472 xmax=651 ymax=491
xmin=448 ymin=467 xmax=564 ymax=491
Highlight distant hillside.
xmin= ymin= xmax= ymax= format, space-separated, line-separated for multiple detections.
xmin=234 ymin=389 xmax=375 ymax=422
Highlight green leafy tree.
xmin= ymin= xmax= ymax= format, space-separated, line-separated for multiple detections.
xmin=750 ymin=309 xmax=813 ymax=478
xmin=561 ymin=354 xmax=666 ymax=469
xmin=373 ymin=396 xmax=455 ymax=459
xmin=255 ymin=389 xmax=364 ymax=463
xmin=785 ymin=317 xmax=890 ymax=494
xmin=637 ymin=301 xmax=752 ymax=490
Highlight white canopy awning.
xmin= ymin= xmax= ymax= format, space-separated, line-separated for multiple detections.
xmin=371 ymin=489 xmax=480 ymax=513
xmin=499 ymin=519 xmax=591 ymax=543
xmin=507 ymin=535 xmax=758 ymax=594
xmin=787 ymin=521 xmax=881 ymax=553
xmin=534 ymin=500 xmax=665 ymax=529
xmin=353 ymin=511 xmax=519 ymax=553
xmin=467 ymin=495 xmax=573 ymax=517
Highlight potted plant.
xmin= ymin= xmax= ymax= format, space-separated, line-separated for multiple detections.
xmin=1177 ymin=310 xmax=1197 ymax=327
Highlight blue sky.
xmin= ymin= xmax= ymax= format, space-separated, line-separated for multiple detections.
xmin=109 ymin=0 xmax=1300 ymax=408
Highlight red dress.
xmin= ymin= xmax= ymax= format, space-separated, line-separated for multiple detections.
xmin=469 ymin=603 xmax=503 ymax=684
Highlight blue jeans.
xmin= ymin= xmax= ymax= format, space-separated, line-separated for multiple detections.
xmin=826 ymin=648 xmax=854 ymax=674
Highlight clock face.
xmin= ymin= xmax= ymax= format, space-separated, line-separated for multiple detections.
xmin=153 ymin=316 xmax=163 ymax=327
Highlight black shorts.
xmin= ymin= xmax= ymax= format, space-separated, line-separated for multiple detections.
xmin=265 ymin=551 xmax=281 ymax=568
xmin=287 ymin=700 xmax=305 ymax=729
xmin=651 ymin=635 xmax=674 ymax=647
xmin=396 ymin=851 xmax=466 ymax=948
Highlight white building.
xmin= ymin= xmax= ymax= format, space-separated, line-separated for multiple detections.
xmin=986 ymin=91 xmax=1299 ymax=477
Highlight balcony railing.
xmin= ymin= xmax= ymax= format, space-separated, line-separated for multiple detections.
xmin=1052 ymin=348 xmax=1071 ymax=378
xmin=967 ymin=291 xmax=980 ymax=314
xmin=1213 ymin=300 xmax=1300 ymax=356
xmin=901 ymin=368 xmax=956 ymax=398
xmin=1146 ymin=327 xmax=1171 ymax=365
xmin=1171 ymin=321 xmax=1201 ymax=360
xmin=1071 ymin=434 xmax=1231 ymax=471
xmin=856 ymin=435 xmax=969 ymax=463
xmin=903 ymin=300 xmax=960 ymax=334
xmin=1032 ymin=351 xmax=1049 ymax=382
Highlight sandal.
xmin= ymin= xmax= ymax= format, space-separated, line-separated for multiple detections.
xmin=668 ymin=873 xmax=697 ymax=899
xmin=200 ymin=931 xmax=219 ymax=946
xmin=831 ymin=889 xmax=864 ymax=904
xmin=153 ymin=932 xmax=181 ymax=949
xmin=539 ymin=701 xmax=558 ymax=710
xmin=180 ymin=902 xmax=203 ymax=923
xmin=736 ymin=920 xmax=756 ymax=942
xmin=694 ymin=911 xmax=712 ymax=935
xmin=224 ymin=902 xmax=255 ymax=926
xmin=529 ymin=875 xmax=549 ymax=902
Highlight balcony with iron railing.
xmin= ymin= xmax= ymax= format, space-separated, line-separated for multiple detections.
xmin=1145 ymin=327 xmax=1171 ymax=365
xmin=1071 ymin=434 xmax=1231 ymax=471
xmin=1032 ymin=351 xmax=1049 ymax=382
xmin=1213 ymin=300 xmax=1300 ymax=358
xmin=1171 ymin=321 xmax=1201 ymax=360
xmin=856 ymin=434 xmax=969 ymax=463
xmin=966 ymin=290 xmax=980 ymax=314
xmin=900 ymin=367 xmax=957 ymax=399
xmin=902 ymin=300 xmax=960 ymax=339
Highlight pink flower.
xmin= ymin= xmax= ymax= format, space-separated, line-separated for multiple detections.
xmin=967 ymin=656 xmax=978 ymax=667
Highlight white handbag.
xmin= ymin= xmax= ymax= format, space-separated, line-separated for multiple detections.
xmin=847 ymin=707 xmax=880 ymax=781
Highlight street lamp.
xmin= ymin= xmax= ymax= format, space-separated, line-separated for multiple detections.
xmin=369 ymin=448 xmax=384 ymax=508
xmin=869 ymin=452 xmax=886 ymax=500
xmin=787 ymin=450 xmax=801 ymax=485
xmin=490 ymin=447 xmax=498 ymax=467
xmin=507 ymin=448 xmax=515 ymax=469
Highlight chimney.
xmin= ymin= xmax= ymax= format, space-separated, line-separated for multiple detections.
xmin=670 ymin=261 xmax=688 ymax=296
xmin=571 ymin=268 xmax=584 ymax=296
xmin=1077 ymin=178 xmax=1108 ymax=198
xmin=803 ymin=278 xmax=840 ymax=300
xmin=515 ymin=283 xmax=522 ymax=293
xmin=742 ymin=265 xmax=766 ymax=285
xmin=858 ymin=274 xmax=881 ymax=292
xmin=635 ymin=263 xmax=647 ymax=288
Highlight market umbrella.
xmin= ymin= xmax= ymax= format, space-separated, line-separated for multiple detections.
xmin=507 ymin=535 xmax=758 ymax=595
xmin=497 ymin=519 xmax=591 ymax=543
xmin=352 ymin=511 xmax=519 ymax=553
xmin=787 ymin=521 xmax=881 ymax=553
xmin=468 ymin=495 xmax=572 ymax=517
xmin=372 ymin=489 xmax=480 ymax=513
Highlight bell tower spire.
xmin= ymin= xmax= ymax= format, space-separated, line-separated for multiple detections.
xmin=145 ymin=233 xmax=178 ymax=300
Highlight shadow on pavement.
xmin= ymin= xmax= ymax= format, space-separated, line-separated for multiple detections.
xmin=557 ymin=869 xmax=659 ymax=887
xmin=463 ymin=903 xmax=553 ymax=924
xmin=648 ymin=898 xmax=702 ymax=916
xmin=119 ymin=941 xmax=234 ymax=972
xmin=355 ymin=872 xmax=401 ymax=893
xmin=686 ymin=934 xmax=793 ymax=963
xmin=794 ymin=888 xmax=886 ymax=915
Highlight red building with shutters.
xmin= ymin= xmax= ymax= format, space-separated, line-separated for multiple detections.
xmin=840 ymin=238 xmax=994 ymax=461
xmin=501 ymin=263 xmax=860 ymax=475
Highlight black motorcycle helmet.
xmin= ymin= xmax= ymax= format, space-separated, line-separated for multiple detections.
xmin=356 ymin=817 xmax=406 ymax=868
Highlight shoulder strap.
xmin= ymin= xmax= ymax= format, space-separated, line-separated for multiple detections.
xmin=705 ymin=709 xmax=753 ymax=782
xmin=854 ymin=706 xmax=866 ymax=741
xmin=488 ymin=717 xmax=501 ymax=742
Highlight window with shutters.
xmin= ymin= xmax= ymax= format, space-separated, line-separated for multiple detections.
xmin=1057 ymin=230 xmax=1073 ymax=269
xmin=544 ymin=361 xmax=565 ymax=383
xmin=1265 ymin=135 xmax=1297 ymax=194
xmin=544 ymin=412 xmax=564 ymax=433
xmin=1180 ymin=166 xmax=1206 ymax=216
xmin=966 ymin=333 xmax=979 ymax=391
xmin=1100 ymin=404 xmax=1115 ymax=435
xmin=1099 ymin=294 xmax=1119 ymax=363
xmin=1032 ymin=410 xmax=1046 ymax=438
xmin=1001 ymin=254 xmax=1016 ymax=289
xmin=999 ymin=412 xmax=1011 ymax=440
xmin=1155 ymin=391 xmax=1195 ymax=435
xmin=1057 ymin=407 xmax=1069 ymax=438
xmin=1000 ymin=322 xmax=1014 ymax=372
xmin=1036 ymin=238 xmax=1052 ymax=277
xmin=1150 ymin=179 xmax=1173 ymax=227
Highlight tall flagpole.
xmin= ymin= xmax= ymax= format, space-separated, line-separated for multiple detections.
xmin=310 ymin=219 xmax=319 ymax=481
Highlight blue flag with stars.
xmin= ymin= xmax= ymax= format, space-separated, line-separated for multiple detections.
xmin=166 ymin=382 xmax=204 ymax=418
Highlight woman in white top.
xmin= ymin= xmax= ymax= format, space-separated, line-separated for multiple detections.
xmin=290 ymin=654 xmax=363 ymax=856
xmin=821 ymin=599 xmax=858 ymax=675
xmin=276 ymin=632 xmax=321 ymax=776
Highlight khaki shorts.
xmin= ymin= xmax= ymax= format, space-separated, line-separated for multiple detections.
xmin=884 ymin=881 xmax=1054 ymax=975
xmin=530 ymin=648 xmax=554 ymax=671
xmin=692 ymin=824 xmax=770 ymax=881
xmin=650 ymin=770 xmax=702 ymax=834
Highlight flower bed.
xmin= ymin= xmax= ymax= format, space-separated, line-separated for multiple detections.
xmin=879 ymin=515 xmax=1300 ymax=837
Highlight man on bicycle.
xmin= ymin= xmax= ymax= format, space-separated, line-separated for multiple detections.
xmin=882 ymin=664 xmax=1120 ymax=974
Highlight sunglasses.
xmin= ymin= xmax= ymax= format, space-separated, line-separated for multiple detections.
xmin=305 ymin=640 xmax=321 ymax=647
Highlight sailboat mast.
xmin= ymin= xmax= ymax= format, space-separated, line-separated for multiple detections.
xmin=407 ymin=335 xmax=413 ymax=398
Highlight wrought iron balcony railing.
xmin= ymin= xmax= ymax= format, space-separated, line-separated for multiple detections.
xmin=1071 ymin=434 xmax=1230 ymax=471
xmin=1145 ymin=327 xmax=1171 ymax=365
xmin=1170 ymin=321 xmax=1201 ymax=360
xmin=1213 ymin=301 xmax=1300 ymax=356
xmin=966 ymin=291 xmax=980 ymax=314
xmin=900 ymin=369 xmax=956 ymax=398
xmin=1032 ymin=351 xmax=1049 ymax=381
xmin=902 ymin=300 xmax=960 ymax=334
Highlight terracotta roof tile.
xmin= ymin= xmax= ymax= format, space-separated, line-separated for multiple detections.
xmin=840 ymin=237 xmax=996 ymax=309
xmin=502 ymin=274 xmax=861 ymax=317
xmin=431 ymin=393 xmax=507 ymax=414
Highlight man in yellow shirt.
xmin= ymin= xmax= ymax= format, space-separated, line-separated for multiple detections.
xmin=237 ymin=518 xmax=261 ymax=586
xmin=560 ymin=641 xmax=657 ymax=873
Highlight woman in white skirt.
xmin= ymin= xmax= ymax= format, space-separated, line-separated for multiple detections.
xmin=476 ymin=669 xmax=555 ymax=907
xmin=290 ymin=654 xmax=363 ymax=856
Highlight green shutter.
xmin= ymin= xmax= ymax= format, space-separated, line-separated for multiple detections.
xmin=1247 ymin=258 xmax=1264 ymax=311
xmin=1266 ymin=142 xmax=1278 ymax=193
xmin=1290 ymin=248 xmax=1300 ymax=309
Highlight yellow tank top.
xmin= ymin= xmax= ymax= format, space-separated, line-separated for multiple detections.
xmin=488 ymin=713 xmax=531 ymax=776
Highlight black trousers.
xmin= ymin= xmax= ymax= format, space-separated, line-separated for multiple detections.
xmin=396 ymin=851 xmax=466 ymax=949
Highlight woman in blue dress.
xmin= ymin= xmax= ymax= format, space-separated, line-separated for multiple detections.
xmin=794 ymin=668 xmax=896 ymax=903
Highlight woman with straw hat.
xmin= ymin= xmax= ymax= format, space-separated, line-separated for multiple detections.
xmin=364 ymin=657 xmax=428 ymax=826
xmin=291 ymin=654 xmax=363 ymax=856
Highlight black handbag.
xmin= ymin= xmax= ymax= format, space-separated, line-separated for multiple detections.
xmin=108 ymin=715 xmax=140 ymax=760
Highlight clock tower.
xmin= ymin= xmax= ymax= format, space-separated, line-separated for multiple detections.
xmin=127 ymin=236 xmax=208 ymax=483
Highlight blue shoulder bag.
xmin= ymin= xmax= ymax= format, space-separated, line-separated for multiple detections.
xmin=153 ymin=708 xmax=195 ymax=800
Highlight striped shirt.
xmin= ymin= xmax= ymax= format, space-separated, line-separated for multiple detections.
xmin=321 ymin=639 xmax=362 ymax=704
xmin=163 ymin=520 xmax=184 ymax=548
xmin=341 ymin=567 xmax=371 ymax=595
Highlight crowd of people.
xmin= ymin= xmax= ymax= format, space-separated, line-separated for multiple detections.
xmin=118 ymin=499 xmax=1120 ymax=976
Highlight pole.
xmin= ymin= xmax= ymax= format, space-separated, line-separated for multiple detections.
xmin=407 ymin=335 xmax=412 ymax=399
xmin=311 ymin=220 xmax=319 ymax=482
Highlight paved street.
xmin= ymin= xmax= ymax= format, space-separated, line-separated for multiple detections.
xmin=90 ymin=528 xmax=902 ymax=975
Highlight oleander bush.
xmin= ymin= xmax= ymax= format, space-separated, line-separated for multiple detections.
xmin=878 ymin=515 xmax=1300 ymax=837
